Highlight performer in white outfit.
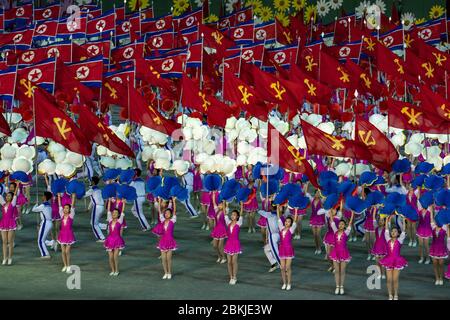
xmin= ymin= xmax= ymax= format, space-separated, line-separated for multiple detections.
xmin=130 ymin=169 xmax=151 ymax=231
xmin=32 ymin=192 xmax=53 ymax=258
xmin=85 ymin=176 xmax=105 ymax=241
xmin=258 ymin=202 xmax=282 ymax=272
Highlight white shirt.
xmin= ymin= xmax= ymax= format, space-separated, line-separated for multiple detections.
xmin=32 ymin=203 xmax=52 ymax=221
xmin=182 ymin=172 xmax=194 ymax=189
xmin=85 ymin=187 xmax=103 ymax=206
xmin=258 ymin=210 xmax=279 ymax=236
xmin=130 ymin=179 xmax=146 ymax=197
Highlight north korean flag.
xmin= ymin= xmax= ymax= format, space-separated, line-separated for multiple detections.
xmin=33 ymin=20 xmax=58 ymax=41
xmin=219 ymin=53 xmax=241 ymax=76
xmin=129 ymin=13 xmax=141 ymax=42
xmin=228 ymin=21 xmax=254 ymax=45
xmin=34 ymin=4 xmax=60 ymax=22
xmin=263 ymin=44 xmax=297 ymax=71
xmin=5 ymin=3 xmax=33 ymax=24
xmin=115 ymin=19 xmax=132 ymax=41
xmin=174 ymin=8 xmax=202 ymax=32
xmin=65 ymin=56 xmax=103 ymax=88
xmin=379 ymin=26 xmax=404 ymax=51
xmin=142 ymin=14 xmax=173 ymax=34
xmin=146 ymin=51 xmax=186 ymax=78
xmin=177 ymin=26 xmax=199 ymax=47
xmin=254 ymin=21 xmax=275 ymax=43
xmin=80 ymin=4 xmax=102 ymax=19
xmin=115 ymin=4 xmax=125 ymax=21
xmin=126 ymin=6 xmax=153 ymax=20
xmin=45 ymin=41 xmax=73 ymax=62
xmin=415 ymin=18 xmax=446 ymax=45
xmin=86 ymin=10 xmax=115 ymax=38
xmin=145 ymin=29 xmax=174 ymax=51
xmin=0 ymin=9 xmax=4 ymax=33
xmin=0 ymin=66 xmax=17 ymax=103
xmin=223 ymin=6 xmax=253 ymax=28
xmin=16 ymin=57 xmax=57 ymax=95
xmin=326 ymin=41 xmax=362 ymax=62
xmin=104 ymin=66 xmax=136 ymax=85
xmin=186 ymin=40 xmax=202 ymax=68
xmin=57 ymin=13 xmax=88 ymax=39
xmin=226 ymin=42 xmax=265 ymax=66
xmin=0 ymin=27 xmax=34 ymax=50
xmin=111 ymin=41 xmax=145 ymax=63
xmin=73 ymin=40 xmax=111 ymax=61
xmin=219 ymin=12 xmax=236 ymax=29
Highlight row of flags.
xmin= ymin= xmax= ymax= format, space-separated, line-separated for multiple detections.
xmin=0 ymin=1 xmax=448 ymax=178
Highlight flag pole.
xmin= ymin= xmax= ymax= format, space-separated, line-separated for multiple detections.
xmin=199 ymin=33 xmax=204 ymax=90
xmin=32 ymin=91 xmax=40 ymax=229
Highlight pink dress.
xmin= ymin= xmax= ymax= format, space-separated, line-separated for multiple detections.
xmin=104 ymin=213 xmax=125 ymax=251
xmin=416 ymin=210 xmax=432 ymax=238
xmin=243 ymin=187 xmax=258 ymax=212
xmin=15 ymin=185 xmax=28 ymax=206
xmin=157 ymin=215 xmax=177 ymax=251
xmin=278 ymin=219 xmax=296 ymax=259
xmin=372 ymin=227 xmax=388 ymax=257
xmin=445 ymin=239 xmax=450 ymax=279
xmin=379 ymin=231 xmax=408 ymax=270
xmin=210 ymin=208 xmax=227 ymax=240
xmin=309 ymin=198 xmax=325 ymax=227
xmin=193 ymin=170 xmax=202 ymax=192
xmin=328 ymin=222 xmax=352 ymax=262
xmin=257 ymin=196 xmax=269 ymax=228
xmin=363 ymin=207 xmax=377 ymax=233
xmin=200 ymin=190 xmax=211 ymax=206
xmin=110 ymin=199 xmax=127 ymax=229
xmin=223 ymin=216 xmax=242 ymax=255
xmin=0 ymin=196 xmax=17 ymax=231
xmin=207 ymin=192 xmax=219 ymax=220
xmin=429 ymin=224 xmax=448 ymax=259
xmin=57 ymin=207 xmax=76 ymax=245
xmin=323 ymin=215 xmax=341 ymax=246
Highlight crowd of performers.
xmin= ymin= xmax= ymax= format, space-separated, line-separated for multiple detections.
xmin=0 ymin=151 xmax=449 ymax=301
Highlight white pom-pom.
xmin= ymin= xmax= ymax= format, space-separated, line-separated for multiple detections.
xmin=154 ymin=158 xmax=170 ymax=170
xmin=443 ymin=155 xmax=450 ymax=166
xmin=355 ymin=163 xmax=370 ymax=176
xmin=286 ymin=134 xmax=299 ymax=149
xmin=410 ymin=133 xmax=424 ymax=144
xmin=438 ymin=134 xmax=449 ymax=144
xmin=203 ymin=140 xmax=216 ymax=155
xmin=0 ymin=159 xmax=12 ymax=171
xmin=12 ymin=156 xmax=33 ymax=174
xmin=182 ymin=127 xmax=193 ymax=140
xmin=172 ymin=160 xmax=190 ymax=176
xmin=200 ymin=157 xmax=214 ymax=173
xmin=100 ymin=157 xmax=116 ymax=168
xmin=153 ymin=148 xmax=171 ymax=161
xmin=369 ymin=114 xmax=384 ymax=126
xmin=237 ymin=141 xmax=250 ymax=155
xmin=16 ymin=145 xmax=35 ymax=160
xmin=335 ymin=162 xmax=352 ymax=177
xmin=38 ymin=159 xmax=56 ymax=175
xmin=298 ymin=136 xmax=306 ymax=149
xmin=249 ymin=117 xmax=260 ymax=129
xmin=391 ymin=132 xmax=406 ymax=147
xmin=65 ymin=151 xmax=84 ymax=168
xmin=405 ymin=142 xmax=422 ymax=157
xmin=55 ymin=163 xmax=76 ymax=178
xmin=3 ymin=113 xmax=22 ymax=124
xmin=141 ymin=146 xmax=155 ymax=162
xmin=236 ymin=154 xmax=247 ymax=166
xmin=9 ymin=128 xmax=28 ymax=144
xmin=192 ymin=125 xmax=205 ymax=140
xmin=53 ymin=150 xmax=67 ymax=164
xmin=116 ymin=158 xmax=133 ymax=169
xmin=222 ymin=157 xmax=237 ymax=176
xmin=225 ymin=117 xmax=237 ymax=131
xmin=1 ymin=143 xmax=17 ymax=160
xmin=226 ymin=128 xmax=239 ymax=142
xmin=275 ymin=121 xmax=289 ymax=135
xmin=342 ymin=122 xmax=354 ymax=132
xmin=307 ymin=114 xmax=322 ymax=127
xmin=317 ymin=122 xmax=335 ymax=134
xmin=97 ymin=145 xmax=108 ymax=156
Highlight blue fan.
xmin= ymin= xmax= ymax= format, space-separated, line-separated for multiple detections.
xmin=146 ymin=176 xmax=162 ymax=193
xmin=424 ymin=175 xmax=445 ymax=191
xmin=66 ymin=180 xmax=85 ymax=199
xmin=119 ymin=169 xmax=135 ymax=184
xmin=153 ymin=185 xmax=171 ymax=200
xmin=273 ymin=190 xmax=290 ymax=205
xmin=392 ymin=158 xmax=411 ymax=173
xmin=397 ymin=205 xmax=419 ymax=221
xmin=319 ymin=171 xmax=338 ymax=186
xmin=320 ymin=179 xmax=339 ymax=197
xmin=411 ymin=174 xmax=427 ymax=189
xmin=203 ymin=174 xmax=222 ymax=191
xmin=101 ymin=183 xmax=119 ymax=199
xmin=103 ymin=168 xmax=121 ymax=181
xmin=261 ymin=179 xmax=279 ymax=196
xmin=219 ymin=186 xmax=237 ymax=202
xmin=170 ymin=185 xmax=188 ymax=201
xmin=380 ymin=202 xmax=395 ymax=215
xmin=279 ymin=183 xmax=302 ymax=198
xmin=273 ymin=167 xmax=285 ymax=180
xmin=345 ymin=196 xmax=368 ymax=214
xmin=10 ymin=171 xmax=29 ymax=183
xmin=323 ymin=193 xmax=339 ymax=210
xmin=51 ymin=178 xmax=68 ymax=195
xmin=222 ymin=179 xmax=241 ymax=194
xmin=0 ymin=171 xmax=5 ymax=180
xmin=288 ymin=194 xmax=310 ymax=210
xmin=301 ymin=174 xmax=309 ymax=183
xmin=117 ymin=184 xmax=137 ymax=201
xmin=337 ymin=181 xmax=356 ymax=197
xmin=366 ymin=190 xmax=384 ymax=206
xmin=359 ymin=171 xmax=378 ymax=186
xmin=385 ymin=192 xmax=406 ymax=207
xmin=434 ymin=189 xmax=450 ymax=207
xmin=442 ymin=163 xmax=450 ymax=175
xmin=415 ymin=162 xmax=434 ymax=174
xmin=373 ymin=176 xmax=386 ymax=185
xmin=419 ymin=191 xmax=434 ymax=208
xmin=435 ymin=210 xmax=449 ymax=227
xmin=236 ymin=188 xmax=252 ymax=203
xmin=161 ymin=176 xmax=180 ymax=189
xmin=252 ymin=162 xmax=263 ymax=180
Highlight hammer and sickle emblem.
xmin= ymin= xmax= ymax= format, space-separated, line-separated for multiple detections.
xmin=198 ymin=92 xmax=211 ymax=111
xmin=19 ymin=79 xmax=36 ymax=98
xmin=360 ymin=73 xmax=372 ymax=89
xmin=283 ymin=31 xmax=292 ymax=43
xmin=149 ymin=66 xmax=161 ymax=79
xmin=238 ymin=85 xmax=253 ymax=105
xmin=421 ymin=62 xmax=434 ymax=78
xmin=337 ymin=67 xmax=350 ymax=83
xmin=404 ymin=34 xmax=414 ymax=48
xmin=393 ymin=59 xmax=404 ymax=74
xmin=287 ymin=146 xmax=304 ymax=166
xmin=305 ymin=55 xmax=318 ymax=72
xmin=401 ymin=106 xmax=422 ymax=126
xmin=53 ymin=118 xmax=72 ymax=140
xmin=104 ymin=82 xmax=118 ymax=99
xmin=440 ymin=104 xmax=450 ymax=120
xmin=303 ymin=79 xmax=317 ymax=96
xmin=270 ymin=81 xmax=286 ymax=101
xmin=97 ymin=122 xmax=110 ymax=141
xmin=363 ymin=38 xmax=375 ymax=51
xmin=324 ymin=134 xmax=345 ymax=151
xmin=432 ymin=52 xmax=447 ymax=67
xmin=358 ymin=130 xmax=376 ymax=146
xmin=211 ymin=31 xmax=224 ymax=45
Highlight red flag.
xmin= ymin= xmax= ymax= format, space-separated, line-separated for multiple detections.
xmin=267 ymin=123 xmax=318 ymax=188
xmin=289 ymin=64 xmax=332 ymax=104
xmin=34 ymin=4 xmax=60 ymax=22
xmin=78 ymin=107 xmax=134 ymax=158
xmin=275 ymin=18 xmax=294 ymax=45
xmin=318 ymin=50 xmax=356 ymax=89
xmin=146 ymin=29 xmax=175 ymax=51
xmin=55 ymin=61 xmax=95 ymax=105
xmin=301 ymin=119 xmax=371 ymax=161
xmin=16 ymin=58 xmax=56 ymax=102
xmin=355 ymin=116 xmax=399 ymax=172
xmin=141 ymin=15 xmax=173 ymax=34
xmin=417 ymin=86 xmax=450 ymax=122
xmin=405 ymin=48 xmax=445 ymax=85
xmin=34 ymin=20 xmax=58 ymax=39
xmin=344 ymin=58 xmax=385 ymax=98
xmin=65 ymin=56 xmax=104 ymax=88
xmin=0 ymin=66 xmax=17 ymax=103
xmin=34 ymin=89 xmax=92 ymax=156
xmin=0 ymin=113 xmax=11 ymax=136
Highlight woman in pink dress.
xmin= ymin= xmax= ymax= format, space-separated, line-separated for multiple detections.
xmin=211 ymin=191 xmax=227 ymax=264
xmin=0 ymin=185 xmax=19 ymax=265
xmin=158 ymin=196 xmax=177 ymax=280
xmin=417 ymin=202 xmax=432 ymax=264
xmin=405 ymin=185 xmax=419 ymax=247
xmin=243 ymin=180 xmax=258 ymax=233
xmin=379 ymin=215 xmax=408 ymax=300
xmin=363 ymin=206 xmax=377 ymax=261
xmin=309 ymin=190 xmax=325 ymax=254
xmin=429 ymin=213 xmax=448 ymax=285
xmin=324 ymin=207 xmax=341 ymax=272
xmin=104 ymin=202 xmax=125 ymax=276
xmin=372 ymin=217 xmax=388 ymax=279
xmin=329 ymin=209 xmax=354 ymax=295
xmin=224 ymin=202 xmax=243 ymax=285
xmin=57 ymin=193 xmax=76 ymax=273
xmin=277 ymin=206 xmax=298 ymax=291
xmin=192 ymin=165 xmax=202 ymax=208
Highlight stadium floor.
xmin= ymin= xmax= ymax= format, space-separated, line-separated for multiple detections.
xmin=1 ymin=194 xmax=449 ymax=300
